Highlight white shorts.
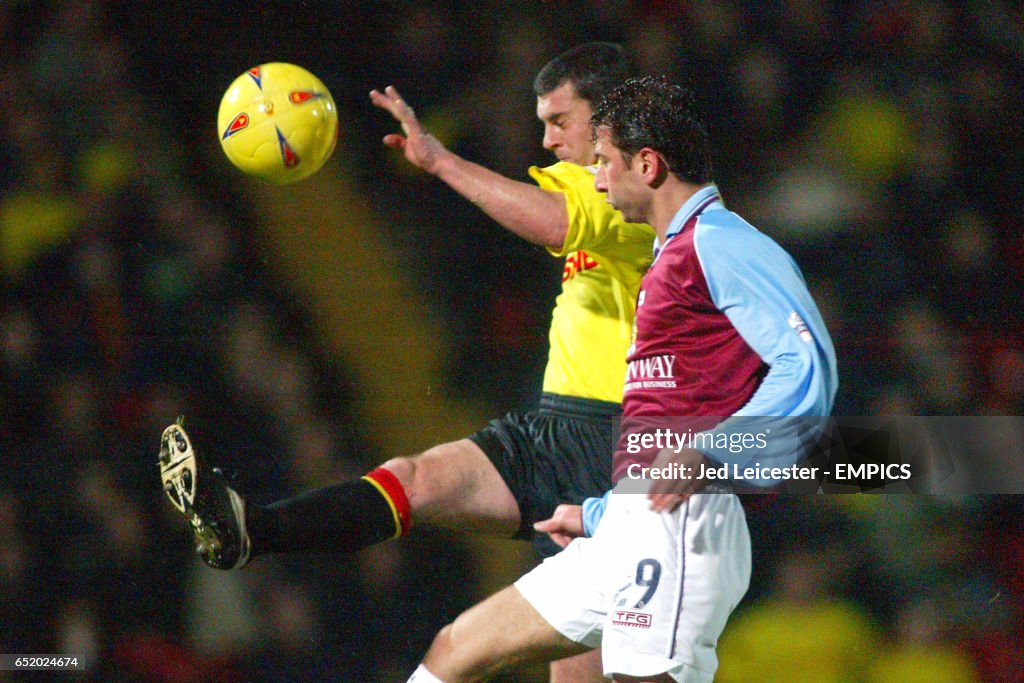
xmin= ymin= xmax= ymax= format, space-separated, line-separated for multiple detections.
xmin=514 ymin=489 xmax=751 ymax=681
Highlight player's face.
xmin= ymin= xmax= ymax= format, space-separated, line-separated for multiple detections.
xmin=536 ymin=83 xmax=596 ymax=166
xmin=594 ymin=127 xmax=646 ymax=223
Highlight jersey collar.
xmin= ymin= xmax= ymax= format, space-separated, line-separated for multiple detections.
xmin=655 ymin=184 xmax=722 ymax=254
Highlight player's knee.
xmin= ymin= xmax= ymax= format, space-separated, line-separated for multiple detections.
xmin=381 ymin=455 xmax=417 ymax=492
xmin=421 ymin=623 xmax=469 ymax=682
xmin=422 ymin=621 xmax=454 ymax=662
xmin=381 ymin=452 xmax=453 ymax=522
xmin=421 ymin=620 xmax=496 ymax=683
xmin=383 ymin=443 xmax=474 ymax=502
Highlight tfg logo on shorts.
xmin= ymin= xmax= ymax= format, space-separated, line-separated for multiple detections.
xmin=612 ymin=610 xmax=652 ymax=628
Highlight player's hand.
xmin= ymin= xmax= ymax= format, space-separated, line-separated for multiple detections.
xmin=647 ymin=447 xmax=710 ymax=513
xmin=369 ymin=85 xmax=447 ymax=174
xmin=533 ymin=504 xmax=584 ymax=548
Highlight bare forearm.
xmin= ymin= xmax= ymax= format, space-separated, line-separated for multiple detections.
xmin=432 ymin=152 xmax=568 ymax=248
xmin=371 ymin=85 xmax=568 ymax=248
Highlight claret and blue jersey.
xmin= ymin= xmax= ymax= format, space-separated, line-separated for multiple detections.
xmin=611 ymin=184 xmax=838 ymax=482
xmin=584 ymin=185 xmax=837 ymax=533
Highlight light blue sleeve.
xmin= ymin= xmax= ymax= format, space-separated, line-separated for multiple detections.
xmin=581 ymin=490 xmax=612 ymax=537
xmin=692 ymin=213 xmax=838 ymax=476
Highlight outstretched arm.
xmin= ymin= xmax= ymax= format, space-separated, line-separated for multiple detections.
xmin=370 ymin=85 xmax=569 ymax=248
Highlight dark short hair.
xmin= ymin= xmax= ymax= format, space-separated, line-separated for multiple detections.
xmin=533 ymin=42 xmax=633 ymax=105
xmin=591 ymin=75 xmax=713 ymax=185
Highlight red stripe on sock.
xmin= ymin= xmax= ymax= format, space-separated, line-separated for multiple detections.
xmin=365 ymin=467 xmax=412 ymax=536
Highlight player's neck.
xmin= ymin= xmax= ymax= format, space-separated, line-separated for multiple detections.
xmin=650 ymin=181 xmax=706 ymax=243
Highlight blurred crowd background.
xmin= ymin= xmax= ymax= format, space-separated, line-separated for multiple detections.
xmin=1 ymin=1 xmax=1022 ymax=681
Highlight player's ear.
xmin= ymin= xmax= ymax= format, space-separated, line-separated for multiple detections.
xmin=639 ymin=147 xmax=668 ymax=186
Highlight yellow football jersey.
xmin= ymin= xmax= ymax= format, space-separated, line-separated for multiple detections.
xmin=529 ymin=161 xmax=656 ymax=403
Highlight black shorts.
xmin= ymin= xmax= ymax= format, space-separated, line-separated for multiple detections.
xmin=469 ymin=392 xmax=620 ymax=557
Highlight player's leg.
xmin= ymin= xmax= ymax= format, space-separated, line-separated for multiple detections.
xmin=250 ymin=435 xmax=525 ymax=559
xmin=159 ymin=421 xmax=522 ymax=569
xmin=408 ymin=504 xmax=627 ymax=682
xmin=378 ymin=438 xmax=520 ymax=535
xmin=246 ymin=436 xmax=522 ymax=557
xmin=414 ymin=584 xmax=588 ymax=683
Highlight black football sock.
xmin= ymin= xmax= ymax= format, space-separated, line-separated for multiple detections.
xmin=247 ymin=467 xmax=411 ymax=556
